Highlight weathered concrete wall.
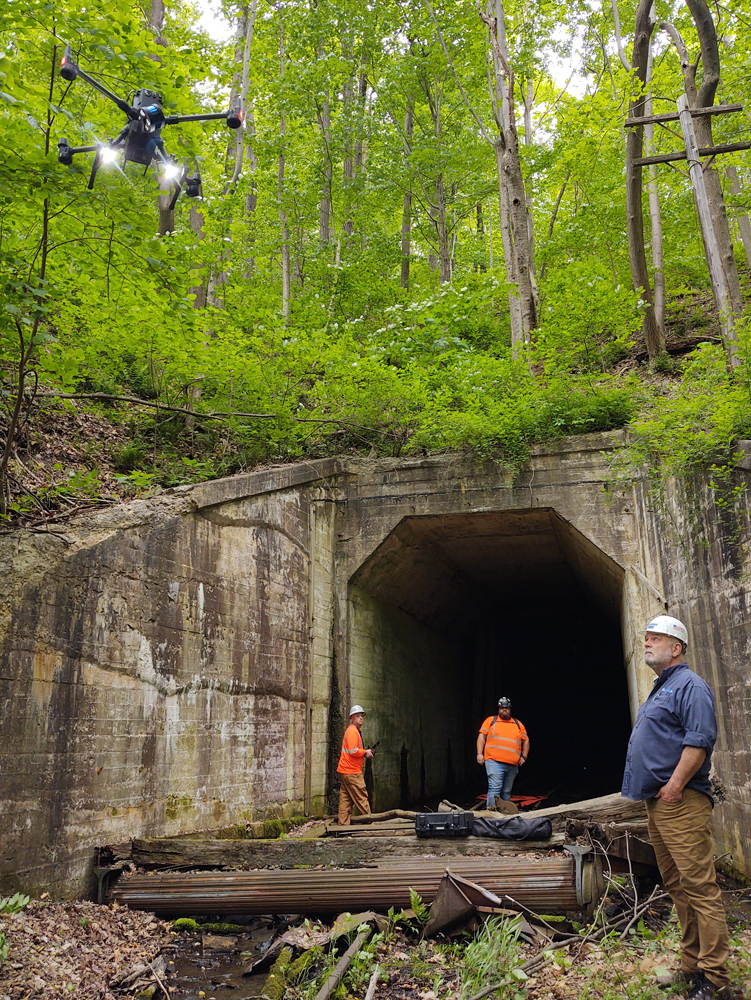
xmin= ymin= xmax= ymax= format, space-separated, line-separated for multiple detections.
xmin=348 ymin=587 xmax=471 ymax=810
xmin=1 ymin=434 xmax=751 ymax=896
xmin=631 ymin=470 xmax=751 ymax=880
xmin=0 ymin=463 xmax=338 ymax=897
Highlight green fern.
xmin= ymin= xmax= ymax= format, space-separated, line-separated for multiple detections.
xmin=409 ymin=888 xmax=430 ymax=926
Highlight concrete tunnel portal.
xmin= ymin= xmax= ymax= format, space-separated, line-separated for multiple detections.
xmin=347 ymin=508 xmax=633 ymax=812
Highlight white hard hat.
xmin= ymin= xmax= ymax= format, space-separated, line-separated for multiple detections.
xmin=349 ymin=704 xmax=365 ymax=716
xmin=645 ymin=615 xmax=688 ymax=645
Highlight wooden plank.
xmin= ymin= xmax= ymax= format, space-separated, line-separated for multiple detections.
xmin=634 ymin=141 xmax=751 ymax=167
xmin=625 ymin=103 xmax=742 ymax=127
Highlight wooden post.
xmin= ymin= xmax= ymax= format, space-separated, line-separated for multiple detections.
xmin=677 ymin=94 xmax=739 ymax=367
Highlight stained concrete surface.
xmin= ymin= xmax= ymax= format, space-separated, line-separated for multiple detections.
xmin=1 ymin=434 xmax=750 ymax=895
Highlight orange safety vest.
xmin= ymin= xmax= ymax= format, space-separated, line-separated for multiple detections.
xmin=479 ymin=715 xmax=527 ymax=765
xmin=337 ymin=723 xmax=366 ymax=774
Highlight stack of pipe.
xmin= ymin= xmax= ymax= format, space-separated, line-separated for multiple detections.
xmin=111 ymin=854 xmax=589 ymax=916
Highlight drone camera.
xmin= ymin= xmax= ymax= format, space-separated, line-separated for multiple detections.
xmin=226 ymin=104 xmax=244 ymax=130
xmin=58 ymin=138 xmax=73 ymax=166
xmin=59 ymin=45 xmax=78 ymax=82
xmin=185 ymin=173 xmax=202 ymax=198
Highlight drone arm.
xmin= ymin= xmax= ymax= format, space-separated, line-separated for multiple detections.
xmin=59 ymin=50 xmax=136 ymax=118
xmin=75 ymin=67 xmax=137 ymax=118
xmin=165 ymin=102 xmax=243 ymax=129
xmin=164 ymin=111 xmax=230 ymax=124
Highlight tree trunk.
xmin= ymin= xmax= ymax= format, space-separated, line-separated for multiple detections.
xmin=678 ymin=95 xmax=737 ymax=364
xmin=349 ymin=59 xmax=368 ymax=246
xmin=726 ymin=165 xmax=751 ymax=268
xmin=401 ymin=97 xmax=414 ymax=289
xmin=278 ymin=13 xmax=290 ymax=320
xmin=488 ymin=200 xmax=494 ymax=270
xmin=485 ymin=0 xmax=537 ymax=355
xmin=244 ymin=104 xmax=258 ymax=277
xmin=644 ymin=36 xmax=665 ymax=339
xmin=522 ymin=78 xmax=537 ymax=282
xmin=147 ymin=0 xmax=173 ymax=235
xmin=317 ymin=76 xmax=332 ymax=246
xmin=685 ymin=0 xmax=743 ymax=323
xmin=341 ymin=39 xmax=359 ymax=240
xmin=189 ymin=202 xmax=207 ymax=309
xmin=436 ymin=173 xmax=452 ymax=283
xmin=496 ymin=161 xmax=523 ymax=340
xmin=476 ymin=201 xmax=486 ymax=272
xmin=625 ymin=0 xmax=663 ymax=358
xmin=662 ymin=1 xmax=743 ymax=356
xmin=225 ymin=0 xmax=257 ymax=190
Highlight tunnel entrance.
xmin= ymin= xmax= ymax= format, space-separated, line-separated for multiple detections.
xmin=348 ymin=509 xmax=632 ymax=811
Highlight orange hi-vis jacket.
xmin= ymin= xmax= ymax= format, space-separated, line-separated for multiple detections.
xmin=479 ymin=715 xmax=528 ymax=765
xmin=337 ymin=723 xmax=366 ymax=774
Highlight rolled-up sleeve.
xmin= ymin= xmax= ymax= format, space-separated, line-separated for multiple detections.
xmin=679 ymin=683 xmax=716 ymax=752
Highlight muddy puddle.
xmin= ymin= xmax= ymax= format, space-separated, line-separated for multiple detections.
xmin=168 ymin=916 xmax=287 ymax=999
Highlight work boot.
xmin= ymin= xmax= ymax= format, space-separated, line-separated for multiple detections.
xmin=686 ymin=973 xmax=735 ymax=1000
xmin=657 ymin=969 xmax=696 ymax=991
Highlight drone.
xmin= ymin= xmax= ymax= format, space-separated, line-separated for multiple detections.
xmin=57 ymin=45 xmax=243 ymax=209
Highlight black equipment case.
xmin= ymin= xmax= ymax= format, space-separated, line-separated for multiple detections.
xmin=414 ymin=811 xmax=474 ymax=838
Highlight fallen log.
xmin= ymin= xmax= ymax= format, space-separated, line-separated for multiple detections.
xmin=127 ymin=832 xmax=565 ymax=869
xmin=526 ymin=793 xmax=645 ymax=832
xmin=350 ymin=809 xmax=418 ymax=824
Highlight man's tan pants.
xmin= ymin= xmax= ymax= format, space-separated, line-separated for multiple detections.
xmin=337 ymin=772 xmax=371 ymax=826
xmin=646 ymin=788 xmax=730 ymax=989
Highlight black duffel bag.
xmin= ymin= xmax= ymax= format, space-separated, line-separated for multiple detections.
xmin=471 ymin=814 xmax=552 ymax=841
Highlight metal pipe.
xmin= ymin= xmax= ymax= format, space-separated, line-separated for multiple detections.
xmin=111 ymin=855 xmax=595 ymax=916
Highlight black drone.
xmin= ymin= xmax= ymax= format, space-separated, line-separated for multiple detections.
xmin=57 ymin=45 xmax=243 ymax=208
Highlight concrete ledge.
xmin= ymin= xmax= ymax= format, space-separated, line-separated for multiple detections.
xmin=190 ymin=457 xmax=339 ymax=508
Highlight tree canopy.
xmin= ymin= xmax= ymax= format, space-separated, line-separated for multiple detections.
xmin=1 ymin=0 xmax=750 ymax=519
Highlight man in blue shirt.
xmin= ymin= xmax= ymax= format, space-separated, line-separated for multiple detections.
xmin=622 ymin=616 xmax=731 ymax=1000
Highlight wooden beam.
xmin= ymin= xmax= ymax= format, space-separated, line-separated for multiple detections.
xmin=677 ymin=94 xmax=738 ymax=366
xmin=625 ymin=103 xmax=742 ymax=127
xmin=634 ymin=141 xmax=751 ymax=167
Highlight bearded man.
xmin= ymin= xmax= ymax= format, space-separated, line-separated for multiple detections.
xmin=622 ymin=616 xmax=731 ymax=1000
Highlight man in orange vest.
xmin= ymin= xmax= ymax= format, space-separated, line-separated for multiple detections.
xmin=336 ymin=704 xmax=374 ymax=825
xmin=476 ymin=697 xmax=530 ymax=808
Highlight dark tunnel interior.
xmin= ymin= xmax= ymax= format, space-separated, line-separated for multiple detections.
xmin=350 ymin=508 xmax=634 ymax=810
xmin=469 ymin=601 xmax=630 ymax=806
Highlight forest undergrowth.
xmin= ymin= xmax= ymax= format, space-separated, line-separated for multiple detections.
xmin=4 ymin=283 xmax=751 ymax=527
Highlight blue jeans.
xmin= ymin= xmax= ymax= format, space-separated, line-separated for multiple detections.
xmin=485 ymin=760 xmax=519 ymax=806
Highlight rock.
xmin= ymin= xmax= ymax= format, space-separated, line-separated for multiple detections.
xmin=202 ymin=933 xmax=238 ymax=953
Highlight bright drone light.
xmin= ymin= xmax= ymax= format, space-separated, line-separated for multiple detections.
xmin=99 ymin=145 xmax=117 ymax=163
xmin=163 ymin=162 xmax=181 ymax=180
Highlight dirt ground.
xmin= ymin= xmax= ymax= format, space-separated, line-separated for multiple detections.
xmin=0 ymin=899 xmax=171 ymax=1000
xmin=0 ymin=884 xmax=749 ymax=1000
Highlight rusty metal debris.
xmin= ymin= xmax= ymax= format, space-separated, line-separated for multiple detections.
xmin=111 ymin=852 xmax=601 ymax=916
xmin=423 ymin=870 xmax=501 ymax=938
